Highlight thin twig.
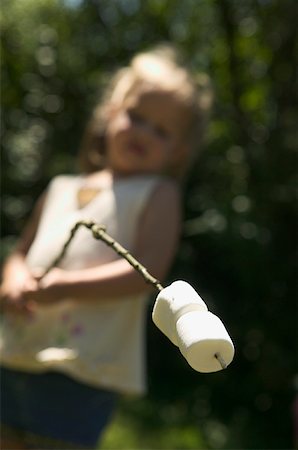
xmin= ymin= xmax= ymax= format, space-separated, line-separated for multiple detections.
xmin=40 ymin=220 xmax=228 ymax=370
xmin=41 ymin=220 xmax=164 ymax=292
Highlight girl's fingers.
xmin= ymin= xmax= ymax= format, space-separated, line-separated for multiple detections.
xmin=32 ymin=267 xmax=45 ymax=281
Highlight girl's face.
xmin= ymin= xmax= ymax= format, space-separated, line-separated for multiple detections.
xmin=105 ymin=86 xmax=190 ymax=176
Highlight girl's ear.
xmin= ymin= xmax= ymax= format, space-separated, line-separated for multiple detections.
xmin=175 ymin=142 xmax=191 ymax=164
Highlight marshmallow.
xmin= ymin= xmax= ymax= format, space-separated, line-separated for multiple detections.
xmin=152 ymin=280 xmax=235 ymax=372
xmin=152 ymin=280 xmax=208 ymax=345
xmin=176 ymin=310 xmax=235 ymax=372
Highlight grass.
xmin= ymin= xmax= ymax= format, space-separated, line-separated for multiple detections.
xmin=99 ymin=399 xmax=208 ymax=450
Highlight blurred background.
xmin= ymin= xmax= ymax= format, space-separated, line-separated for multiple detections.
xmin=1 ymin=0 xmax=296 ymax=448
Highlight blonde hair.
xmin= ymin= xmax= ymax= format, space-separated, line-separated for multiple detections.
xmin=78 ymin=44 xmax=213 ymax=178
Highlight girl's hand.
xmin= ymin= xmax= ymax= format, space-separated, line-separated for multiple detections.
xmin=0 ymin=276 xmax=36 ymax=316
xmin=23 ymin=268 xmax=69 ymax=305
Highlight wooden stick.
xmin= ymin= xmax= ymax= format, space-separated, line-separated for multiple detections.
xmin=41 ymin=220 xmax=164 ymax=292
xmin=41 ymin=219 xmax=227 ymax=370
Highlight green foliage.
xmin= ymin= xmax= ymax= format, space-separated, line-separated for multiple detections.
xmin=1 ymin=0 xmax=296 ymax=448
xmin=100 ymin=400 xmax=207 ymax=449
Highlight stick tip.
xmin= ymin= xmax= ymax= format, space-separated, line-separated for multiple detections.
xmin=215 ymin=352 xmax=227 ymax=370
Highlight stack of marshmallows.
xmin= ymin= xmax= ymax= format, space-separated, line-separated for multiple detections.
xmin=152 ymin=281 xmax=235 ymax=373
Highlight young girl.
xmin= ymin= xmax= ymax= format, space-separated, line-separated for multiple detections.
xmin=0 ymin=45 xmax=212 ymax=449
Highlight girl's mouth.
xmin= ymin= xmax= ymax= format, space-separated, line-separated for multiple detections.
xmin=126 ymin=142 xmax=146 ymax=156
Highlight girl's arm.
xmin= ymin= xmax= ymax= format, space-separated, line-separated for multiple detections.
xmin=25 ymin=180 xmax=181 ymax=303
xmin=0 ymin=193 xmax=46 ymax=312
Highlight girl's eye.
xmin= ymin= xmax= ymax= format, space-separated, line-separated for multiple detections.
xmin=153 ymin=126 xmax=170 ymax=140
xmin=127 ymin=110 xmax=144 ymax=125
xmin=127 ymin=109 xmax=170 ymax=140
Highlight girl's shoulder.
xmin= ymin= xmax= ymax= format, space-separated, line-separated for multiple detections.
xmin=137 ymin=174 xmax=180 ymax=197
xmin=114 ymin=174 xmax=180 ymax=212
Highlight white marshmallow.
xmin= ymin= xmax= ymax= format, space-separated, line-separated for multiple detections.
xmin=176 ymin=310 xmax=235 ymax=373
xmin=152 ymin=280 xmax=208 ymax=345
xmin=152 ymin=280 xmax=235 ymax=372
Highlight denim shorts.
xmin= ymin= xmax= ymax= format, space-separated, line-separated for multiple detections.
xmin=0 ymin=366 xmax=118 ymax=448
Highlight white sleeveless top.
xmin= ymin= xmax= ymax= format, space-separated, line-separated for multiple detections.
xmin=0 ymin=174 xmax=162 ymax=394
